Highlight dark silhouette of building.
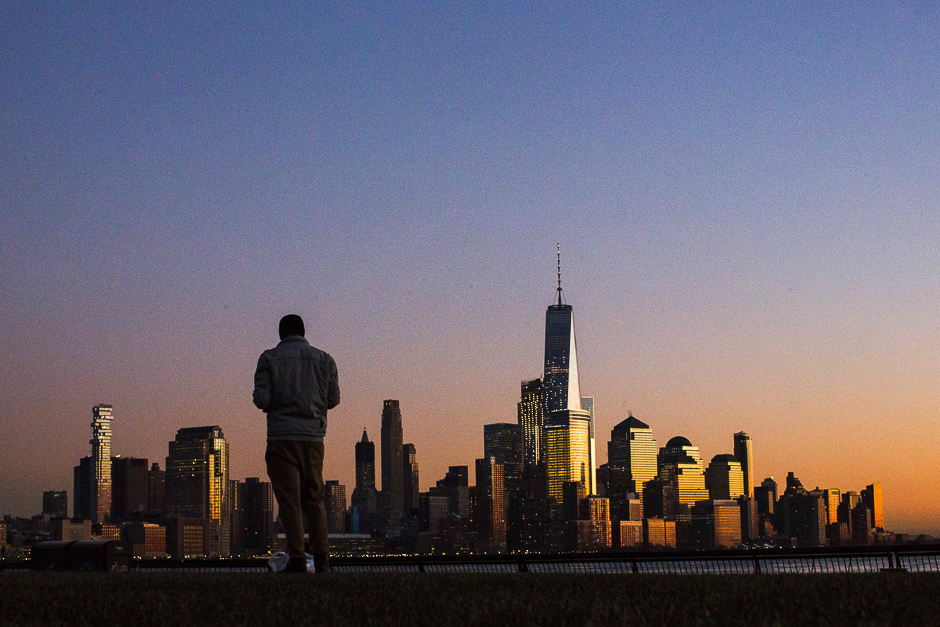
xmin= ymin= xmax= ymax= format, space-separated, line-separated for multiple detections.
xmin=148 ymin=463 xmax=165 ymax=516
xmin=777 ymin=476 xmax=827 ymax=547
xmin=474 ymin=457 xmax=506 ymax=553
xmin=165 ymin=426 xmax=230 ymax=557
xmin=402 ymin=443 xmax=419 ymax=516
xmin=431 ymin=466 xmax=470 ymax=518
xmin=754 ymin=476 xmax=778 ymax=537
xmin=381 ymin=400 xmax=404 ymax=523
xmin=166 ymin=517 xmax=222 ymax=559
xmin=325 ymin=480 xmax=347 ymax=534
xmin=73 ymin=456 xmax=92 ymax=519
xmin=42 ymin=491 xmax=68 ymax=519
xmin=111 ymin=456 xmax=149 ymax=521
xmin=737 ymin=495 xmax=759 ymax=542
xmin=238 ymin=477 xmax=274 ymax=556
xmin=351 ymin=429 xmax=378 ymax=533
xmin=642 ymin=478 xmax=678 ymax=521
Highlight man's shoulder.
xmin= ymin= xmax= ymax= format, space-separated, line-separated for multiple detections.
xmin=265 ymin=339 xmax=333 ymax=363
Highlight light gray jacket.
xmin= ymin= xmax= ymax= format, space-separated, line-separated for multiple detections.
xmin=252 ymin=336 xmax=340 ymax=442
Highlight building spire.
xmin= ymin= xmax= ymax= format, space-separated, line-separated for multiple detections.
xmin=556 ymin=241 xmax=564 ymax=306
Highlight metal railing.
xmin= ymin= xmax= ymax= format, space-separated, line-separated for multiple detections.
xmin=4 ymin=544 xmax=938 ymax=574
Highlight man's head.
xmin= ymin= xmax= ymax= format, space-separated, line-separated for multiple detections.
xmin=278 ymin=314 xmax=305 ymax=340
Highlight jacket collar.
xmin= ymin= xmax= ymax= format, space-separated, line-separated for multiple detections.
xmin=278 ymin=335 xmax=309 ymax=345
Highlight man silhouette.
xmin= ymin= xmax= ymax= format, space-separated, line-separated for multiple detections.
xmin=253 ymin=314 xmax=340 ymax=573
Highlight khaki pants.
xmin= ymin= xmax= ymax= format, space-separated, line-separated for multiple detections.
xmin=265 ymin=440 xmax=329 ymax=559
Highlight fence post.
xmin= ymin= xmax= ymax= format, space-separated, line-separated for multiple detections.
xmin=753 ymin=555 xmax=761 ymax=575
xmin=518 ymin=559 xmax=529 ymax=573
xmin=631 ymin=557 xmax=638 ymax=574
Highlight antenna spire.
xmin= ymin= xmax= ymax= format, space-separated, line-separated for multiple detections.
xmin=556 ymin=241 xmax=563 ymax=305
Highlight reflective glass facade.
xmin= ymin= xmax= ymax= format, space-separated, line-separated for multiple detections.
xmin=733 ymin=432 xmax=754 ymax=498
xmin=165 ymin=426 xmax=230 ymax=556
xmin=545 ymin=409 xmax=593 ymax=502
xmin=543 ymin=305 xmax=581 ymax=414
xmin=580 ymin=397 xmax=597 ymax=501
xmin=607 ymin=416 xmax=658 ymax=499
xmin=705 ymin=454 xmax=744 ymax=500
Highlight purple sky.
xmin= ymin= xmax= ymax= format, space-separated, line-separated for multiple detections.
xmin=2 ymin=2 xmax=939 ymax=534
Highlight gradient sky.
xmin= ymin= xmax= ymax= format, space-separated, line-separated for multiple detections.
xmin=2 ymin=2 xmax=939 ymax=534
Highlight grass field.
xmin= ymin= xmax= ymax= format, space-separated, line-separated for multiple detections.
xmin=0 ymin=572 xmax=934 ymax=626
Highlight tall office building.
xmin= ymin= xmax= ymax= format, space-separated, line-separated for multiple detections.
xmin=733 ymin=432 xmax=754 ymax=498
xmin=475 ymin=457 xmax=506 ymax=553
xmin=73 ymin=457 xmax=92 ymax=519
xmin=43 ymin=491 xmax=68 ymax=518
xmin=351 ymin=429 xmax=378 ymax=528
xmin=543 ymin=244 xmax=582 ymax=415
xmin=517 ymin=378 xmax=545 ymax=466
xmin=822 ymin=488 xmax=841 ymax=525
xmin=431 ymin=466 xmax=470 ymax=518
xmin=545 ymin=409 xmax=594 ymax=501
xmin=381 ymin=400 xmax=404 ymax=522
xmin=606 ymin=415 xmax=658 ymax=498
xmin=543 ymin=245 xmax=593 ymax=499
xmin=402 ymin=443 xmax=419 ymax=516
xmin=580 ymin=397 xmax=597 ymax=501
xmin=238 ymin=478 xmax=274 ymax=555
xmin=704 ymin=454 xmax=745 ymax=500
xmin=165 ymin=426 xmax=230 ymax=557
xmin=483 ymin=423 xmax=523 ymax=495
xmin=863 ymin=483 xmax=883 ymax=529
xmin=325 ymin=481 xmax=347 ymax=534
xmin=657 ymin=437 xmax=709 ymax=506
xmin=111 ymin=456 xmax=149 ymax=521
xmin=89 ymin=405 xmax=113 ymax=523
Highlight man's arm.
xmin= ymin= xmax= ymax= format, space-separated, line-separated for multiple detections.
xmin=327 ymin=357 xmax=340 ymax=410
xmin=252 ymin=353 xmax=272 ymax=412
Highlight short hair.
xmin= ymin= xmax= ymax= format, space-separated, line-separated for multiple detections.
xmin=278 ymin=314 xmax=305 ymax=339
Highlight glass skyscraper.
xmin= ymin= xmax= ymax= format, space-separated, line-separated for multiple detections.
xmin=606 ymin=415 xmax=658 ymax=499
xmin=165 ymin=426 xmax=230 ymax=557
xmin=90 ymin=405 xmax=113 ymax=524
xmin=704 ymin=454 xmax=745 ymax=500
xmin=543 ymin=245 xmax=593 ymax=498
xmin=733 ymin=432 xmax=754 ymax=498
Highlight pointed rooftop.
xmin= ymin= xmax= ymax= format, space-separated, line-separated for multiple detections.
xmin=360 ymin=428 xmax=370 ymax=443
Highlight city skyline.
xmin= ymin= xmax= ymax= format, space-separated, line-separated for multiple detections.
xmin=2 ymin=3 xmax=939 ymax=536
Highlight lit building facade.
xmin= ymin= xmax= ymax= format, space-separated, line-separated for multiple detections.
xmin=863 ymin=483 xmax=883 ymax=529
xmin=705 ymin=454 xmax=745 ymax=500
xmin=474 ymin=457 xmax=506 ymax=553
xmin=733 ymin=432 xmax=754 ymax=498
xmin=580 ymin=397 xmax=597 ymax=502
xmin=657 ymin=437 xmax=709 ymax=509
xmin=165 ymin=426 xmax=230 ymax=557
xmin=545 ymin=409 xmax=594 ymax=502
xmin=90 ymin=404 xmax=113 ymax=524
xmin=483 ymin=423 xmax=523 ymax=496
xmin=517 ymin=378 xmax=545 ymax=467
xmin=691 ymin=500 xmax=742 ymax=549
xmin=607 ymin=415 xmax=658 ymax=499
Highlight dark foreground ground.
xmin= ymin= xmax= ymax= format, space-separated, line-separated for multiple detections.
xmin=0 ymin=572 xmax=935 ymax=627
